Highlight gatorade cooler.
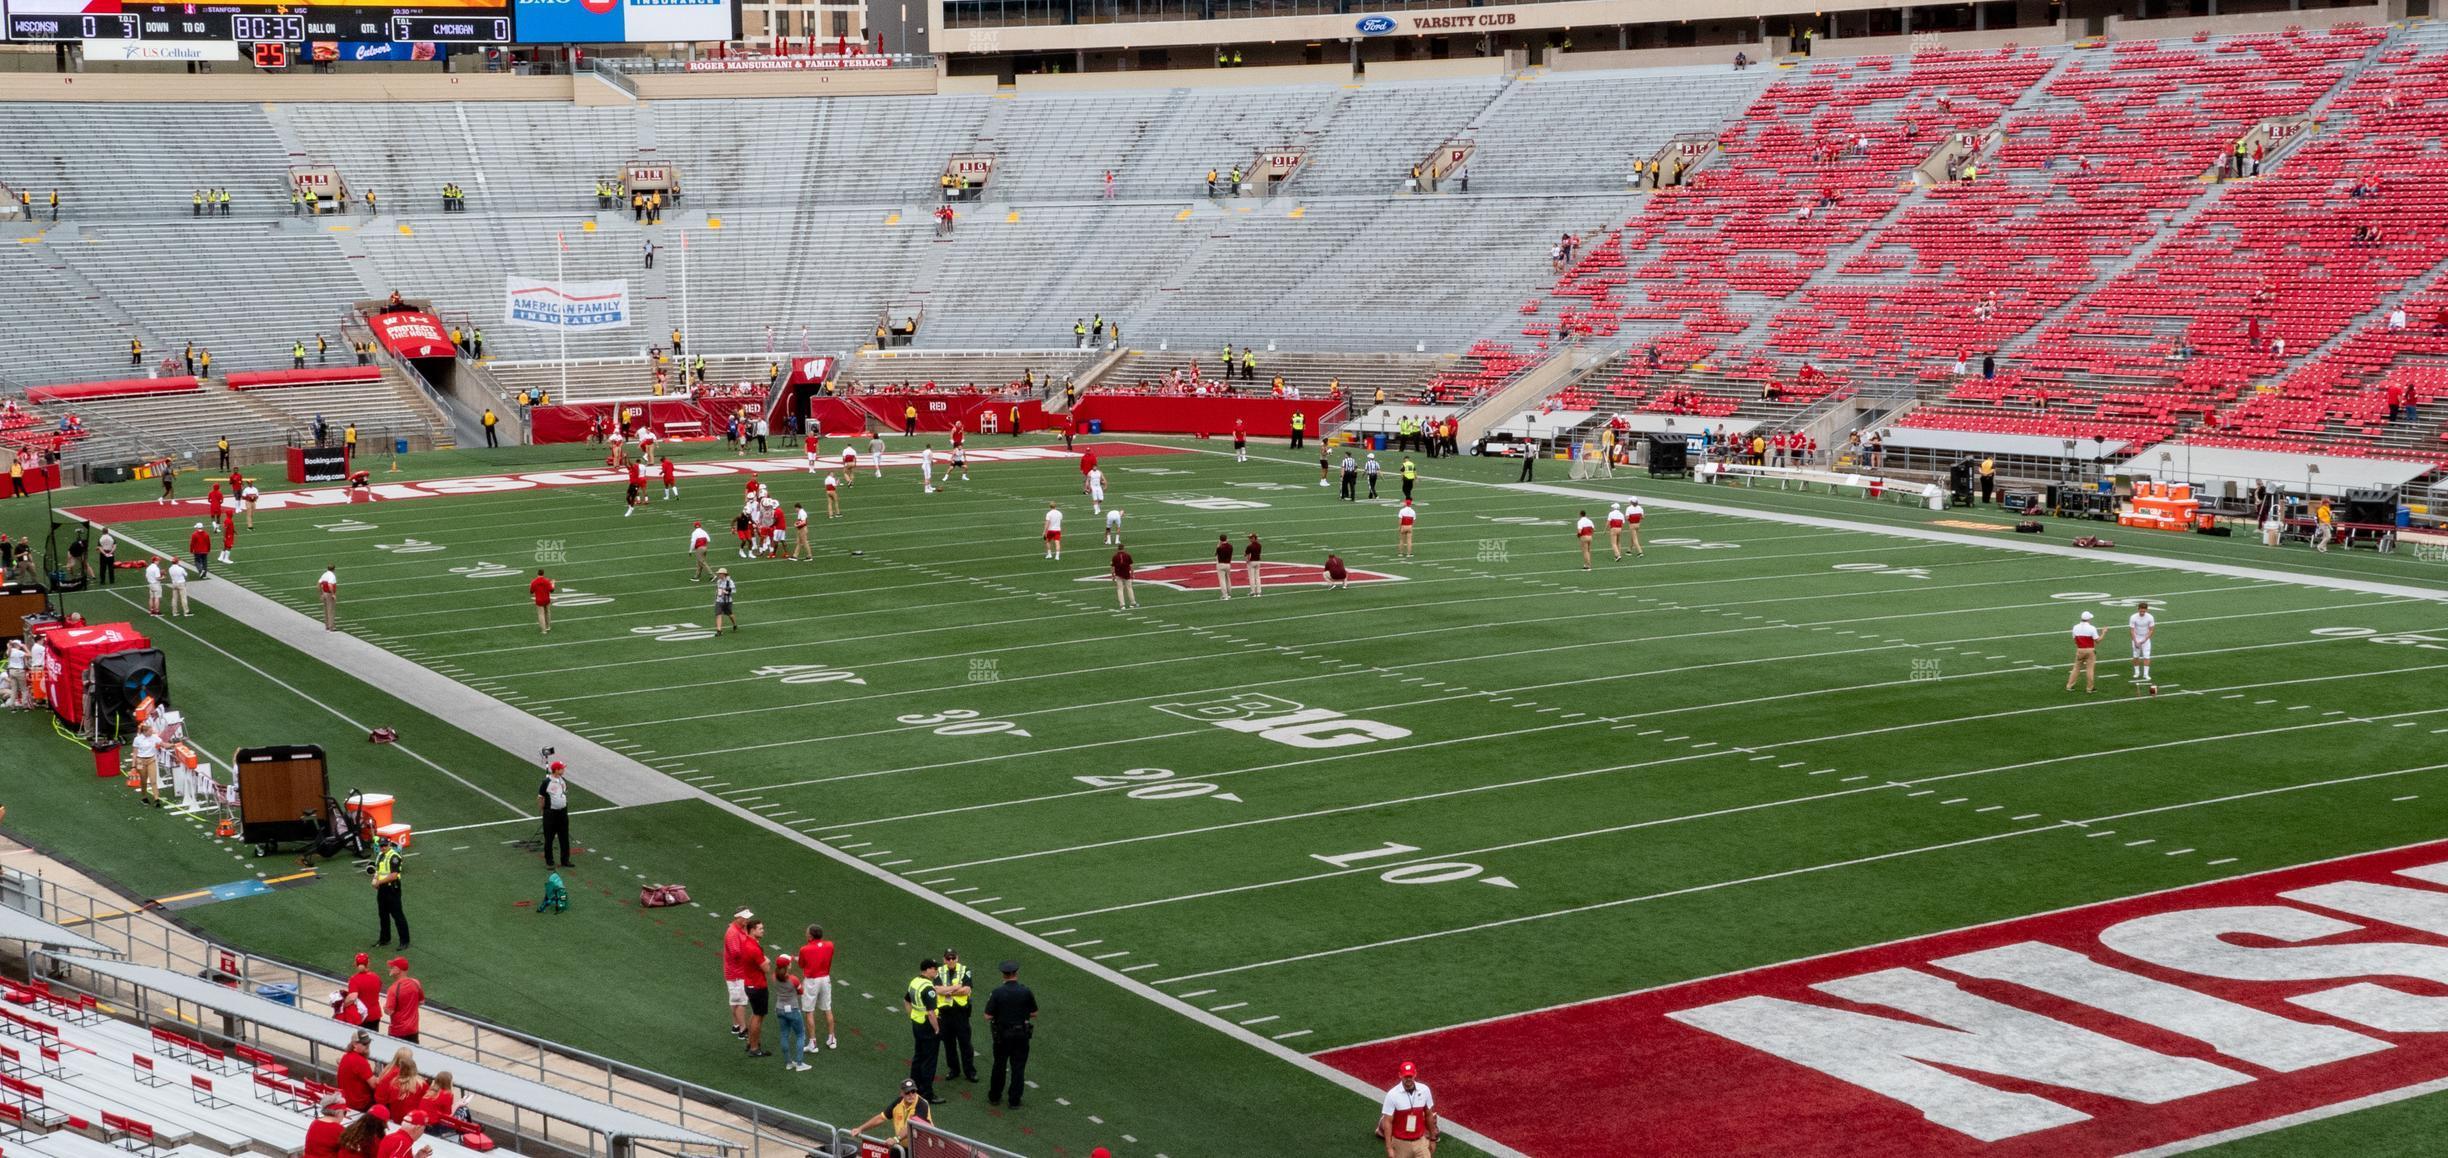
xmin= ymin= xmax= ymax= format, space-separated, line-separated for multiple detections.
xmin=349 ymin=793 xmax=396 ymax=830
xmin=376 ymin=823 xmax=413 ymax=849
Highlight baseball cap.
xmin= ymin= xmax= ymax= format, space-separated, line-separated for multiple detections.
xmin=900 ymin=1079 xmax=919 ymax=1094
xmin=999 ymin=959 xmax=1020 ymax=974
xmin=404 ymin=1111 xmax=432 ymax=1127
xmin=1399 ymin=1061 xmax=1418 ymax=1078
xmin=388 ymin=957 xmax=410 ymax=971
xmin=2080 ymin=611 xmax=2094 ymax=621
xmin=943 ymin=947 xmax=959 ymax=958
xmin=549 ymin=760 xmax=566 ymax=772
xmin=1092 ymin=1150 xmax=1112 ymax=1158
xmin=368 ymin=1105 xmax=392 ymax=1122
xmin=734 ymin=908 xmax=755 ymax=921
xmin=354 ymin=952 xmax=369 ymax=966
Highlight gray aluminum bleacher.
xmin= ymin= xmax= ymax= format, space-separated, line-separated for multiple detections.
xmin=1464 ymin=67 xmax=1775 ymax=192
xmin=1293 ymin=79 xmax=1503 ymax=195
xmin=0 ymin=103 xmax=294 ymax=221
xmin=235 ymin=371 xmax=453 ymax=444
xmin=354 ymin=214 xmax=647 ymax=362
xmin=980 ymin=90 xmax=1178 ymax=202
xmin=848 ymin=348 xmax=1094 ymax=391
xmin=51 ymin=224 xmax=366 ymax=375
xmin=0 ymin=244 xmax=136 ymax=386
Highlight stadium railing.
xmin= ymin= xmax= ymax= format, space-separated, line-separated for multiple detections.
xmin=2 ymin=862 xmax=1011 ymax=1158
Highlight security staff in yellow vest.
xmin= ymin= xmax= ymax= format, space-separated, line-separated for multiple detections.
xmin=1288 ymin=410 xmax=1306 ymax=450
xmin=293 ymin=341 xmax=308 ymax=370
xmin=935 ymin=947 xmax=977 ymax=1083
xmin=904 ymin=960 xmax=944 ymax=1102
xmin=1400 ymin=456 xmax=1418 ymax=501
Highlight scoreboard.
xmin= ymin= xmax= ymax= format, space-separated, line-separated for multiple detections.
xmin=4 ymin=3 xmax=511 ymax=43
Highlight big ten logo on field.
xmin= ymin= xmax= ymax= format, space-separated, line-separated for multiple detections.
xmin=1155 ymin=692 xmax=1410 ymax=749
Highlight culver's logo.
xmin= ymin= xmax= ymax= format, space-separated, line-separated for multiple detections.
xmin=351 ymin=43 xmax=393 ymax=59
xmin=1355 ymin=14 xmax=1396 ymax=34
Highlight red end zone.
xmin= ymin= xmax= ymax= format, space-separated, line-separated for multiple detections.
xmin=1322 ymin=839 xmax=2448 ymax=1156
xmin=62 ymin=443 xmax=1180 ymax=526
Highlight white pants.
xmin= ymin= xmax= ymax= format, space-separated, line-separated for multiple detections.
xmin=2132 ymin=642 xmax=2153 ymax=662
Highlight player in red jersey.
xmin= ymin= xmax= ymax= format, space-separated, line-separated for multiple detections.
xmin=661 ymin=453 xmax=679 ymax=499
xmin=805 ymin=431 xmax=823 ymax=474
xmin=218 ymin=512 xmax=238 ymax=566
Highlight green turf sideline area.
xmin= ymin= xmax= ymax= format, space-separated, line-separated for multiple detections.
xmin=11 ymin=436 xmax=2448 ymax=1155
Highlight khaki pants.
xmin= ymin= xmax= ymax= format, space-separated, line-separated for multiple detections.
xmin=6 ymin=670 xmax=24 ymax=708
xmin=169 ymin=586 xmax=190 ymax=616
xmin=133 ymin=755 xmax=158 ymax=798
xmin=1114 ymin=576 xmax=1136 ymax=608
xmin=1215 ymin=562 xmax=1232 ymax=598
xmin=321 ymin=592 xmax=337 ymax=630
xmin=1387 ymin=1138 xmax=1432 ymax=1158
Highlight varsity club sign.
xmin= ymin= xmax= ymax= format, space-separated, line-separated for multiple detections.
xmin=1322 ymin=839 xmax=2448 ymax=1157
xmin=1081 ymin=561 xmax=1399 ymax=592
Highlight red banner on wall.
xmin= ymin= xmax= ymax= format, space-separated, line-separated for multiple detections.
xmin=367 ymin=311 xmax=457 ymax=359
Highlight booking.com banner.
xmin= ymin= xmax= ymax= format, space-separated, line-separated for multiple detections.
xmin=503 ymin=277 xmax=632 ymax=332
xmin=512 ymin=0 xmax=733 ymax=43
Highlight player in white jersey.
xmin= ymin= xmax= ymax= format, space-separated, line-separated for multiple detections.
xmin=868 ymin=434 xmax=886 ymax=478
xmin=1396 ymin=502 xmax=1416 ymax=559
xmin=1086 ymin=467 xmax=1106 ymax=515
xmin=950 ymin=444 xmax=969 ymax=482
xmin=920 ymin=445 xmax=937 ymax=493
xmin=2128 ymin=601 xmax=2157 ymax=691
xmin=1623 ymin=498 xmax=1646 ymax=557
xmin=1574 ymin=511 xmax=1596 ymax=570
xmin=1605 ymin=503 xmax=1628 ymax=561
xmin=1104 ymin=507 xmax=1124 ymax=545
xmin=1042 ymin=503 xmax=1064 ymax=560
xmin=2067 ymin=611 xmax=2100 ymax=693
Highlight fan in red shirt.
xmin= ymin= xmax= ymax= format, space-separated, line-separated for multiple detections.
xmin=336 ymin=1031 xmax=377 ymax=1111
xmin=385 ymin=957 xmax=425 ymax=1043
xmin=375 ymin=1111 xmax=435 ymax=1158
xmin=373 ymin=1047 xmax=425 ymax=1119
xmin=304 ymin=1097 xmax=349 ymax=1158
xmin=336 ymin=952 xmax=383 ymax=1029
xmin=723 ymin=909 xmax=757 ymax=1040
xmin=529 ymin=570 xmax=556 ymax=635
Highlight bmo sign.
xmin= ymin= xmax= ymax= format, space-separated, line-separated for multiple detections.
xmin=513 ymin=0 xmax=733 ymax=44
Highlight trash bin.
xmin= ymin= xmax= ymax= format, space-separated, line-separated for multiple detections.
xmin=92 ymin=744 xmax=122 ymax=780
xmin=1373 ymin=433 xmax=1386 ymax=451
xmin=1088 ymin=419 xmax=1103 ymax=435
xmin=395 ymin=438 xmax=409 ymax=455
xmin=255 ymin=983 xmax=298 ymax=1008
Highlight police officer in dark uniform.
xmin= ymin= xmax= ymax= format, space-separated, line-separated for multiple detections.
xmin=936 ymin=947 xmax=977 ymax=1083
xmin=904 ymin=959 xmax=943 ymax=1103
xmin=984 ymin=959 xmax=1038 ymax=1109
xmin=372 ymin=836 xmax=410 ymax=948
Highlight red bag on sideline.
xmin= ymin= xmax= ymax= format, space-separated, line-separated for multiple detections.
xmin=639 ymin=884 xmax=690 ymax=908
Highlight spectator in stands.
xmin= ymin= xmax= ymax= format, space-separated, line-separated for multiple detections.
xmin=386 ymin=957 xmax=425 ymax=1044
xmin=335 ymin=1108 xmax=386 ymax=1158
xmin=849 ymin=1080 xmax=932 ymax=1154
xmin=374 ymin=1048 xmax=425 ymax=1118
xmin=419 ymin=1074 xmax=457 ymax=1128
xmin=644 ymin=240 xmax=656 ymax=270
xmin=337 ymin=1030 xmax=378 ymax=1111
xmin=378 ymin=1112 xmax=435 ymax=1158
xmin=1734 ymin=50 xmax=1750 ymax=70
xmin=47 ymin=190 xmax=58 ymax=222
xmin=305 ymin=1095 xmax=348 ymax=1158
xmin=337 ymin=951 xmax=382 ymax=1029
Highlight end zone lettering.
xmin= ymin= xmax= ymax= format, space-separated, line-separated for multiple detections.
xmin=1321 ymin=838 xmax=2448 ymax=1157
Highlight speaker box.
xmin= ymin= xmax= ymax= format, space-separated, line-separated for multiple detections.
xmin=0 ymin=584 xmax=48 ymax=637
xmin=235 ymin=746 xmax=330 ymax=848
xmin=86 ymin=464 xmax=133 ymax=485
xmin=85 ymin=648 xmax=168 ymax=744
xmin=1646 ymin=435 xmax=1688 ymax=477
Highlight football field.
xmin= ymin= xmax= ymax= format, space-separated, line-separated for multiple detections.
xmin=22 ymin=436 xmax=2448 ymax=1157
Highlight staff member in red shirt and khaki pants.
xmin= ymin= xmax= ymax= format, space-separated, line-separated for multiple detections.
xmin=1378 ymin=1062 xmax=1437 ymax=1158
xmin=530 ymin=570 xmax=556 ymax=634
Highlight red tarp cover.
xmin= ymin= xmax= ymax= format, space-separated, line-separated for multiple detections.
xmin=26 ymin=378 xmax=201 ymax=404
xmin=29 ymin=621 xmax=151 ymax=729
xmin=224 ymin=367 xmax=385 ymax=390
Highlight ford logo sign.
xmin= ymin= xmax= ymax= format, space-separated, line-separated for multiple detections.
xmin=1355 ymin=14 xmax=1395 ymax=34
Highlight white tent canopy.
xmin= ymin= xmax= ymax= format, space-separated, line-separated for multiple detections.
xmin=2115 ymin=443 xmax=2433 ymax=497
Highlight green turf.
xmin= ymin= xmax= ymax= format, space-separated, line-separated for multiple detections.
xmin=8 ymin=437 xmax=2448 ymax=1156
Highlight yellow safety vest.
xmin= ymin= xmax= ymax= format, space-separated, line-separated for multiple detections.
xmin=937 ymin=961 xmax=971 ymax=1009
xmin=905 ymin=976 xmax=936 ymax=1023
xmin=1291 ymin=414 xmax=1304 ymax=431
